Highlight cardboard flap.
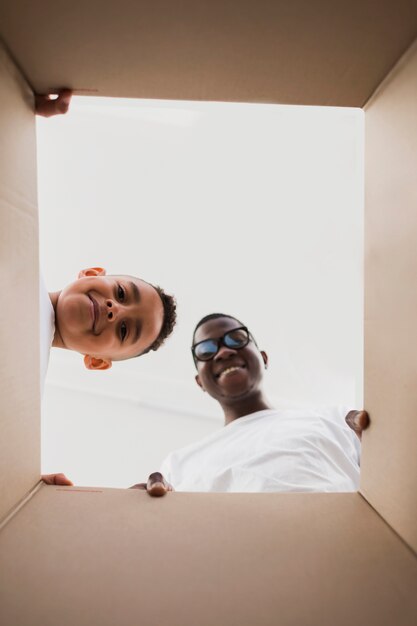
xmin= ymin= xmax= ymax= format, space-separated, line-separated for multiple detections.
xmin=0 ymin=1 xmax=416 ymax=106
xmin=0 ymin=43 xmax=40 ymax=521
xmin=0 ymin=487 xmax=416 ymax=626
xmin=362 ymin=40 xmax=417 ymax=553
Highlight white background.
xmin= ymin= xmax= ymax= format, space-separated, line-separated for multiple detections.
xmin=37 ymin=97 xmax=364 ymax=487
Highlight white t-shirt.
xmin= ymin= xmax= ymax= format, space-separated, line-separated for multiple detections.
xmin=161 ymin=408 xmax=361 ymax=493
xmin=39 ymin=276 xmax=55 ymax=392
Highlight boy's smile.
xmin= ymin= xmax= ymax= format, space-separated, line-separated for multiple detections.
xmin=88 ymin=294 xmax=99 ymax=333
xmin=53 ymin=270 xmax=164 ymax=366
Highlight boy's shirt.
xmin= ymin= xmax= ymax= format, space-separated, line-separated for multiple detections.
xmin=39 ymin=275 xmax=55 ymax=392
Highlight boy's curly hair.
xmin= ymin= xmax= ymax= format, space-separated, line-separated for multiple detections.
xmin=143 ymin=285 xmax=177 ymax=354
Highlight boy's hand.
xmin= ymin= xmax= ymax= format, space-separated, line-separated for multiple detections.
xmin=130 ymin=472 xmax=174 ymax=497
xmin=35 ymin=88 xmax=72 ymax=117
xmin=41 ymin=473 xmax=74 ymax=486
xmin=345 ymin=410 xmax=370 ymax=440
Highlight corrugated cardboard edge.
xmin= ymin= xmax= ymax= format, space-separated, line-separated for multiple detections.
xmin=363 ymin=36 xmax=417 ymax=109
xmin=358 ymin=491 xmax=417 ymax=558
xmin=0 ymin=481 xmax=43 ymax=532
xmin=0 ymin=34 xmax=33 ymax=93
xmin=360 ymin=35 xmax=417 ymax=554
xmin=0 ymin=41 xmax=40 ymax=520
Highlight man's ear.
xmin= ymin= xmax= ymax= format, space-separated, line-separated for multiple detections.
xmin=84 ymin=355 xmax=112 ymax=371
xmin=195 ymin=374 xmax=205 ymax=391
xmin=78 ymin=267 xmax=106 ymax=279
xmin=261 ymin=351 xmax=269 ymax=369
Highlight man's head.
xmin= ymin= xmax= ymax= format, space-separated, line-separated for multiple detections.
xmin=191 ymin=314 xmax=268 ymax=405
xmin=52 ymin=267 xmax=176 ymax=369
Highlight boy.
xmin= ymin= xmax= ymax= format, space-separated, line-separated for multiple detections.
xmin=41 ymin=266 xmax=176 ymax=385
xmin=35 ymin=91 xmax=176 ymax=371
xmin=36 ymin=90 xmax=177 ymax=485
xmin=40 ymin=267 xmax=176 ymax=487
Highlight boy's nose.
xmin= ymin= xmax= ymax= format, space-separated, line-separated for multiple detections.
xmin=106 ymin=299 xmax=120 ymax=321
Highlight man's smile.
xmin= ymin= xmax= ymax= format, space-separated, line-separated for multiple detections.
xmin=215 ymin=363 xmax=246 ymax=379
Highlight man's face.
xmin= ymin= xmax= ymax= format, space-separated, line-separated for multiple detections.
xmin=193 ymin=317 xmax=267 ymax=402
xmin=55 ymin=272 xmax=163 ymax=367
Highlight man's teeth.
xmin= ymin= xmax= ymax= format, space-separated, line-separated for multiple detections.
xmin=219 ymin=366 xmax=242 ymax=377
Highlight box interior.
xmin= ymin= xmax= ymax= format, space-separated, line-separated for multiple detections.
xmin=0 ymin=44 xmax=39 ymax=522
xmin=0 ymin=4 xmax=416 ymax=623
xmin=362 ymin=39 xmax=417 ymax=555
xmin=0 ymin=1 xmax=416 ymax=106
xmin=1 ymin=488 xmax=417 ymax=626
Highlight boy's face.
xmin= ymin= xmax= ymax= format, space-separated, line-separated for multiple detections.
xmin=55 ymin=268 xmax=163 ymax=369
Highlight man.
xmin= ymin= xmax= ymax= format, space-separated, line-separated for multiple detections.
xmin=134 ymin=313 xmax=369 ymax=496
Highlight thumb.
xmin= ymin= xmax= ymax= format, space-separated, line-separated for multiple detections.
xmin=42 ymin=473 xmax=74 ymax=486
xmin=147 ymin=472 xmax=170 ymax=497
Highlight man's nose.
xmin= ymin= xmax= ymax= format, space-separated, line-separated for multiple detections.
xmin=214 ymin=345 xmax=237 ymax=360
xmin=106 ymin=299 xmax=120 ymax=322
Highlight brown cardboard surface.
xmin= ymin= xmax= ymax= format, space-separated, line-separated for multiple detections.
xmin=0 ymin=11 xmax=416 ymax=625
xmin=0 ymin=1 xmax=416 ymax=107
xmin=0 ymin=43 xmax=40 ymax=521
xmin=362 ymin=40 xmax=417 ymax=553
xmin=0 ymin=487 xmax=416 ymax=626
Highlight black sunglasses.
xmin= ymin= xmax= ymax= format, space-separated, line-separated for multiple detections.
xmin=192 ymin=326 xmax=251 ymax=362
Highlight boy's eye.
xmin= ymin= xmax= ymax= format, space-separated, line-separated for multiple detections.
xmin=117 ymin=285 xmax=125 ymax=301
xmin=120 ymin=322 xmax=127 ymax=341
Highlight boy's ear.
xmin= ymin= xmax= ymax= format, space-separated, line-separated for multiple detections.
xmin=195 ymin=374 xmax=205 ymax=392
xmin=261 ymin=351 xmax=269 ymax=369
xmin=78 ymin=267 xmax=106 ymax=279
xmin=84 ymin=355 xmax=112 ymax=371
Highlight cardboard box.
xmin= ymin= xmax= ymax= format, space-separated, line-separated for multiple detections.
xmin=0 ymin=3 xmax=416 ymax=624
